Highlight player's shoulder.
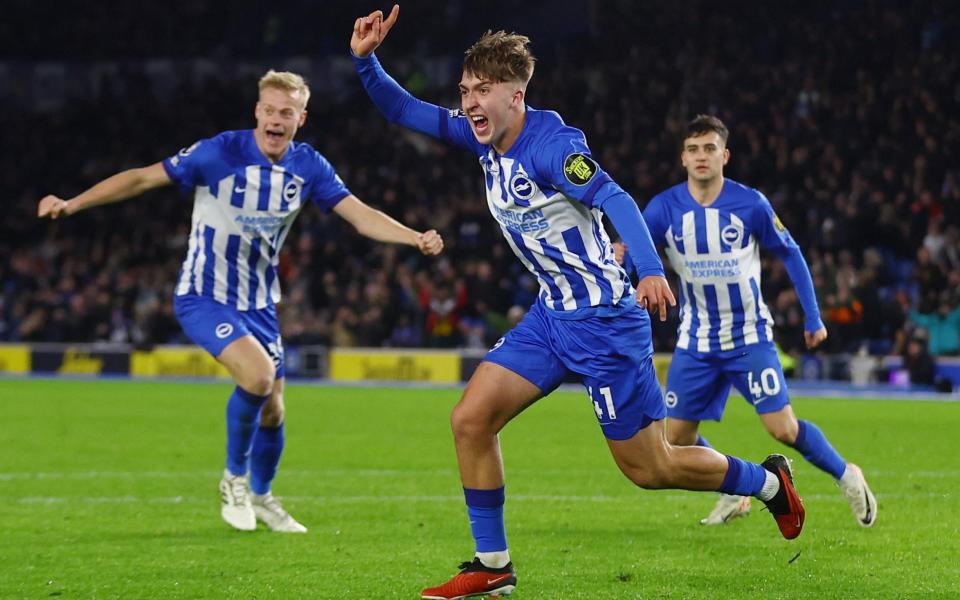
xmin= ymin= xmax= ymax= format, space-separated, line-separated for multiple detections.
xmin=528 ymin=108 xmax=586 ymax=146
xmin=724 ymin=178 xmax=769 ymax=204
xmin=649 ymin=182 xmax=688 ymax=207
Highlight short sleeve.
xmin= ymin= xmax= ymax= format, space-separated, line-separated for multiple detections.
xmin=162 ymin=137 xmax=221 ymax=192
xmin=307 ymin=153 xmax=352 ymax=213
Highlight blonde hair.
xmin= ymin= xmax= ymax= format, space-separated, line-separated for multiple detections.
xmin=258 ymin=70 xmax=311 ymax=109
xmin=463 ymin=31 xmax=536 ymax=85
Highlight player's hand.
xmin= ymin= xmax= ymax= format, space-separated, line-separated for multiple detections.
xmin=416 ymin=229 xmax=444 ymax=255
xmin=804 ymin=326 xmax=827 ymax=349
xmin=351 ymin=4 xmax=399 ymax=58
xmin=636 ymin=275 xmax=676 ymax=321
xmin=612 ymin=241 xmax=627 ymax=265
xmin=38 ymin=195 xmax=71 ymax=219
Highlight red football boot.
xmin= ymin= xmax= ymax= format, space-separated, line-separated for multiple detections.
xmin=760 ymin=454 xmax=805 ymax=540
xmin=421 ymin=558 xmax=517 ymax=599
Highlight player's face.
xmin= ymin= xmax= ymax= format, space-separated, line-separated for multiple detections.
xmin=459 ymin=71 xmax=523 ymax=150
xmin=681 ymin=132 xmax=730 ymax=183
xmin=254 ymin=87 xmax=307 ymax=162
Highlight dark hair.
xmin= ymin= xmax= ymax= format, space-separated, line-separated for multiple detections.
xmin=684 ymin=114 xmax=729 ymax=145
xmin=463 ymin=30 xmax=536 ymax=84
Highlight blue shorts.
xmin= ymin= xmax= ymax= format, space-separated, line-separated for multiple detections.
xmin=484 ymin=301 xmax=666 ymax=441
xmin=173 ymin=294 xmax=285 ymax=378
xmin=665 ymin=343 xmax=790 ymax=421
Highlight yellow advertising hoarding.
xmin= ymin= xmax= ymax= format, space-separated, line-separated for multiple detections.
xmin=131 ymin=346 xmax=231 ymax=378
xmin=0 ymin=345 xmax=30 ymax=374
xmin=330 ymin=349 xmax=460 ymax=383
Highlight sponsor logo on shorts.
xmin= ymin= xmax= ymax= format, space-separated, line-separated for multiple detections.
xmin=491 ymin=337 xmax=506 ymax=351
xmin=665 ymin=390 xmax=678 ymax=408
xmin=215 ymin=323 xmax=234 ymax=339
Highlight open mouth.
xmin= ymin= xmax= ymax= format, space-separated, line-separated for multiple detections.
xmin=266 ymin=129 xmax=285 ymax=142
xmin=470 ymin=114 xmax=489 ymax=134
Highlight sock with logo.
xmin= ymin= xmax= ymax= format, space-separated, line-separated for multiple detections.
xmin=225 ymin=386 xmax=268 ymax=476
xmin=250 ymin=423 xmax=285 ymax=495
xmin=464 ymin=486 xmax=508 ymax=567
xmin=792 ymin=419 xmax=846 ymax=479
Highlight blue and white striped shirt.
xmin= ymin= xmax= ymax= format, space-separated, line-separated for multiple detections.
xmin=643 ymin=179 xmax=821 ymax=353
xmin=163 ymin=130 xmax=349 ymax=310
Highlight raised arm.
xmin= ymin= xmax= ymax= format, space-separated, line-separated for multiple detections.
xmin=350 ymin=6 xmax=480 ymax=151
xmin=332 ymin=195 xmax=443 ymax=255
xmin=38 ymin=162 xmax=172 ymax=219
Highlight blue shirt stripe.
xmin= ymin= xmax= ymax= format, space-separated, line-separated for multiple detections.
xmin=749 ymin=276 xmax=769 ymax=343
xmin=509 ymin=230 xmax=564 ymax=310
xmin=562 ymin=226 xmax=613 ymax=305
xmin=702 ymin=284 xmax=722 ymax=353
xmin=201 ymin=226 xmax=217 ymax=296
xmin=225 ymin=234 xmax=241 ymax=307
xmin=538 ymin=236 xmax=591 ymax=309
xmin=728 ymin=282 xmax=746 ymax=346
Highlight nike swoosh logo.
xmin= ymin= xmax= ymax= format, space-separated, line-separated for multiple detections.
xmin=862 ymin=488 xmax=872 ymax=524
xmin=234 ymin=186 xmax=246 ymax=193
xmin=486 ymin=575 xmax=512 ymax=586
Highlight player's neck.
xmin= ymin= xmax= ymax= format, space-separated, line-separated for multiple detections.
xmin=687 ymin=177 xmax=724 ymax=206
xmin=493 ymin=108 xmax=527 ymax=155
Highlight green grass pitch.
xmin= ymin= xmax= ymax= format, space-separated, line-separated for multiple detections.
xmin=1 ymin=378 xmax=957 ymax=599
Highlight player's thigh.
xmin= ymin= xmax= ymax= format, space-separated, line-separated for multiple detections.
xmin=459 ymin=305 xmax=565 ymax=433
xmin=218 ymin=335 xmax=276 ymax=393
xmin=606 ymin=418 xmax=671 ymax=479
xmin=724 ymin=343 xmax=791 ymax=415
xmin=454 ymin=362 xmax=545 ymax=435
xmin=664 ymin=349 xmax=729 ymax=421
xmin=173 ymin=294 xmax=274 ymax=390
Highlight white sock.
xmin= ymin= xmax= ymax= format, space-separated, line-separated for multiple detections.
xmin=838 ymin=464 xmax=857 ymax=488
xmin=476 ymin=550 xmax=510 ymax=569
xmin=758 ymin=470 xmax=780 ymax=501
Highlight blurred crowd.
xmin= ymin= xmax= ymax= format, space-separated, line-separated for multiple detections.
xmin=2 ymin=2 xmax=958 ymax=371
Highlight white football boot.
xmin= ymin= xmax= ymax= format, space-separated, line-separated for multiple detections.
xmin=700 ymin=493 xmax=752 ymax=525
xmin=219 ymin=470 xmax=256 ymax=531
xmin=839 ymin=464 xmax=877 ymax=527
xmin=252 ymin=492 xmax=307 ymax=533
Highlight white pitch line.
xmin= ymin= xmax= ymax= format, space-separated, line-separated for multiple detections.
xmin=10 ymin=491 xmax=949 ymax=506
xmin=3 ymin=469 xmax=954 ymax=481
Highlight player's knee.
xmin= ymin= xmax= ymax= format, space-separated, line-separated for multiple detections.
xmin=239 ymin=369 xmax=275 ymax=397
xmin=450 ymin=400 xmax=493 ymax=441
xmin=260 ymin=398 xmax=284 ymax=427
xmin=768 ymin=421 xmax=798 ymax=445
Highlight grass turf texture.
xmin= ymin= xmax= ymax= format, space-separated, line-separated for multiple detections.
xmin=1 ymin=379 xmax=957 ymax=599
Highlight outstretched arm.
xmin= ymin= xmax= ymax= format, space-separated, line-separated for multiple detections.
xmin=350 ymin=6 xmax=479 ymax=150
xmin=333 ymin=195 xmax=443 ymax=255
xmin=38 ymin=162 xmax=172 ymax=219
